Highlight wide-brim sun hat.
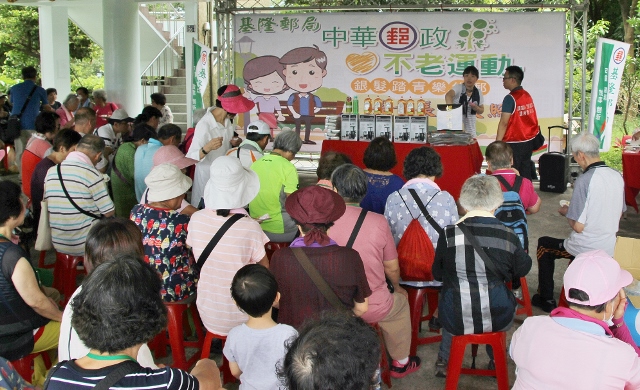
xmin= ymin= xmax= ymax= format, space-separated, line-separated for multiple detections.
xmin=153 ymin=145 xmax=197 ymax=169
xmin=145 ymin=163 xmax=192 ymax=202
xmin=203 ymin=156 xmax=260 ymax=209
xmin=218 ymin=85 xmax=255 ymax=114
xmin=285 ymin=186 xmax=346 ymax=225
xmin=564 ymin=249 xmax=633 ymax=306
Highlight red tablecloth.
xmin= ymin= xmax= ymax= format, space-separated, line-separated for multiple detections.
xmin=623 ymin=151 xmax=640 ymax=212
xmin=321 ymin=140 xmax=483 ymax=200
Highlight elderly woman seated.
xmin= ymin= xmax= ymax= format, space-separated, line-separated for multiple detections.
xmin=0 ymin=181 xmax=63 ymax=386
xmin=361 ymin=136 xmax=405 ymax=214
xmin=187 ymin=156 xmax=269 ymax=337
xmin=315 ymin=151 xmax=351 ymax=189
xmin=249 ymin=130 xmax=303 ymax=243
xmin=46 ymin=255 xmax=221 ymax=389
xmin=270 ymin=185 xmax=372 ymax=329
xmin=59 ymin=217 xmax=157 ymax=368
xmin=510 ymin=250 xmax=640 ymax=389
xmin=432 ymin=174 xmax=531 ymax=377
xmin=131 ymin=163 xmax=197 ymax=302
xmin=329 ymin=164 xmax=420 ymax=378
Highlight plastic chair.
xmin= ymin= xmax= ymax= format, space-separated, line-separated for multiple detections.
xmin=445 ymin=332 xmax=509 ymax=390
xmin=37 ymin=250 xmax=53 ymax=269
xmin=53 ymin=252 xmax=84 ymax=305
xmin=371 ymin=323 xmax=392 ymax=388
xmin=558 ymin=286 xmax=569 ymax=308
xmin=264 ymin=241 xmax=290 ymax=260
xmin=507 ymin=277 xmax=532 ymax=317
xmin=201 ymin=330 xmax=236 ymax=385
xmin=2 ymin=142 xmax=13 ymax=171
xmin=11 ymin=351 xmax=52 ymax=384
xmin=403 ymin=285 xmax=442 ymax=356
xmin=160 ymin=295 xmax=205 ymax=371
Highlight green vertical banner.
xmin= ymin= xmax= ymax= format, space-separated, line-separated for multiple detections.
xmin=588 ymin=38 xmax=630 ymax=152
xmin=192 ymin=39 xmax=211 ymax=110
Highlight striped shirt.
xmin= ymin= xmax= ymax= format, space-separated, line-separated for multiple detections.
xmin=186 ymin=209 xmax=269 ymax=336
xmin=44 ymin=152 xmax=114 ymax=256
xmin=46 ymin=360 xmax=199 ymax=389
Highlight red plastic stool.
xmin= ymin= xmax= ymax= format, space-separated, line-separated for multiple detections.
xmin=53 ymin=252 xmax=84 ymax=305
xmin=371 ymin=323 xmax=392 ymax=388
xmin=201 ymin=330 xmax=236 ymax=385
xmin=264 ymin=241 xmax=290 ymax=260
xmin=37 ymin=250 xmax=54 ymax=269
xmin=11 ymin=351 xmax=52 ymax=384
xmin=160 ymin=295 xmax=205 ymax=370
xmin=2 ymin=142 xmax=13 ymax=171
xmin=507 ymin=277 xmax=533 ymax=317
xmin=445 ymin=332 xmax=509 ymax=390
xmin=558 ymin=286 xmax=569 ymax=308
xmin=403 ymin=285 xmax=442 ymax=356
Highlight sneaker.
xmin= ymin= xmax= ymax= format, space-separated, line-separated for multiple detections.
xmin=428 ymin=316 xmax=442 ymax=332
xmin=302 ymin=140 xmax=317 ymax=145
xmin=531 ymin=294 xmax=557 ymax=313
xmin=487 ymin=359 xmax=495 ymax=371
xmin=512 ymin=287 xmax=523 ymax=300
xmin=435 ymin=357 xmax=447 ymax=378
xmin=390 ymin=356 xmax=421 ymax=378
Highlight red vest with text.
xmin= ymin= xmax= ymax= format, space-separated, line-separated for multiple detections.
xmin=503 ymin=88 xmax=539 ymax=143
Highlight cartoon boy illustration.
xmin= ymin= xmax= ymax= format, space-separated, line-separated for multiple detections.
xmin=243 ymin=55 xmax=288 ymax=137
xmin=280 ymin=45 xmax=327 ymax=145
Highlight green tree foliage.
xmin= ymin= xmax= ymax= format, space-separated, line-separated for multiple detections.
xmin=0 ymin=5 xmax=98 ymax=80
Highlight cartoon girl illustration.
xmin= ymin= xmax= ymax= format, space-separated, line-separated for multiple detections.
xmin=243 ymin=55 xmax=289 ymax=136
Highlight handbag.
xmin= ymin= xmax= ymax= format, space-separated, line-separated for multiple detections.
xmin=1 ymin=85 xmax=37 ymax=143
xmin=34 ymin=200 xmax=53 ymax=251
xmin=193 ymin=213 xmax=244 ymax=276
xmin=530 ymin=128 xmax=545 ymax=151
xmin=57 ymin=164 xmax=103 ymax=220
xmin=291 ymin=247 xmax=348 ymax=312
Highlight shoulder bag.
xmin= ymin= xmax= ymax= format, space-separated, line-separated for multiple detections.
xmin=291 ymin=247 xmax=348 ymax=312
xmin=193 ymin=213 xmax=244 ymax=275
xmin=2 ymin=85 xmax=37 ymax=143
xmin=43 ymin=360 xmax=140 ymax=390
xmin=56 ymin=164 xmax=103 ymax=220
xmin=34 ymin=200 xmax=53 ymax=251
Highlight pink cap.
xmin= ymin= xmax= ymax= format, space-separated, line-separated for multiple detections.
xmin=152 ymin=145 xmax=197 ymax=169
xmin=564 ymin=249 xmax=633 ymax=306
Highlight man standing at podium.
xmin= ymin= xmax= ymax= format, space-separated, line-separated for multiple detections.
xmin=496 ymin=65 xmax=539 ymax=180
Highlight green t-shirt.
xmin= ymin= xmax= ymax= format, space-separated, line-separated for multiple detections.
xmin=110 ymin=142 xmax=138 ymax=218
xmin=249 ymin=153 xmax=299 ymax=234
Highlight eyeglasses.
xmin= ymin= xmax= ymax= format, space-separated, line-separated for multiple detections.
xmin=503 ymin=76 xmax=514 ymax=81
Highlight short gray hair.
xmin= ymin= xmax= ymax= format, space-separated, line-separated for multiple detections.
xmin=570 ymin=132 xmax=600 ymax=158
xmin=274 ymin=130 xmax=302 ymax=154
xmin=331 ymin=164 xmax=368 ymax=203
xmin=63 ymin=93 xmax=79 ymax=106
xmin=92 ymin=89 xmax=107 ymax=102
xmin=76 ymin=134 xmax=105 ymax=156
xmin=459 ymin=175 xmax=504 ymax=212
xmin=192 ymin=109 xmax=207 ymax=127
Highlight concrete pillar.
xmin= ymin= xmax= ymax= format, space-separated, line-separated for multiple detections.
xmin=39 ymin=6 xmax=71 ymax=97
xmin=103 ymin=0 xmax=141 ymax=115
xmin=185 ymin=2 xmax=199 ymax=127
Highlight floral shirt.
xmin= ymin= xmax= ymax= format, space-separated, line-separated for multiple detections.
xmin=131 ymin=204 xmax=197 ymax=302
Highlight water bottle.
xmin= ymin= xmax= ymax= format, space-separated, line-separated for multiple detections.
xmin=353 ymin=95 xmax=359 ymax=115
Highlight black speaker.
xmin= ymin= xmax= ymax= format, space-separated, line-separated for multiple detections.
xmin=539 ymin=152 xmax=570 ymax=193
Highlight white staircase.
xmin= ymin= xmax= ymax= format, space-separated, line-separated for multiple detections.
xmin=162 ymin=68 xmax=188 ymax=131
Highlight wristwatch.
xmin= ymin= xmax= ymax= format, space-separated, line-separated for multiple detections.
xmin=201 ymin=147 xmax=209 ymax=155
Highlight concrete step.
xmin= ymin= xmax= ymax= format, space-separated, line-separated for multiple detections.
xmin=166 ymin=76 xmax=186 ymax=86
xmin=173 ymin=113 xmax=187 ymax=123
xmin=170 ymin=103 xmax=187 ymax=114
xmin=174 ymin=122 xmax=187 ymax=132
xmin=161 ymin=84 xmax=187 ymax=95
xmin=165 ymin=94 xmax=187 ymax=104
xmin=173 ymin=68 xmax=186 ymax=77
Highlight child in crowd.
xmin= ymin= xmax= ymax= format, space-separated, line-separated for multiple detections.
xmin=223 ymin=264 xmax=298 ymax=390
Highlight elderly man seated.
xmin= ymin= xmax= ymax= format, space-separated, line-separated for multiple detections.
xmin=225 ymin=120 xmax=271 ymax=168
xmin=249 ymin=130 xmax=302 ymax=242
xmin=329 ymin=163 xmax=420 ymax=379
xmin=433 ymin=175 xmax=531 ymax=378
xmin=510 ymin=250 xmax=640 ymax=389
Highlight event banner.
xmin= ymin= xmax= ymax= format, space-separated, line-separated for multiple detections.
xmin=588 ymin=38 xmax=630 ymax=152
xmin=192 ymin=39 xmax=211 ymax=110
xmin=233 ymin=12 xmax=565 ymax=141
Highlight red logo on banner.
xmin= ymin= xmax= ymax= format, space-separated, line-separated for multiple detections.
xmin=379 ymin=22 xmax=418 ymax=51
xmin=613 ymin=47 xmax=626 ymax=65
xmin=201 ymin=52 xmax=208 ymax=65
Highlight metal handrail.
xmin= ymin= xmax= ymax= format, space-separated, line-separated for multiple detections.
xmin=140 ymin=26 xmax=185 ymax=77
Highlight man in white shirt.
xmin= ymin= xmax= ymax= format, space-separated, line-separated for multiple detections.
xmin=94 ymin=108 xmax=133 ymax=163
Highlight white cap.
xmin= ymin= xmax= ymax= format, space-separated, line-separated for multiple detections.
xmin=246 ymin=120 xmax=271 ymax=135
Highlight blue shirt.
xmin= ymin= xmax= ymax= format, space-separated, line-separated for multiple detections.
xmin=360 ymin=172 xmax=405 ymax=215
xmin=134 ymin=138 xmax=163 ymax=201
xmin=9 ymin=80 xmax=48 ymax=130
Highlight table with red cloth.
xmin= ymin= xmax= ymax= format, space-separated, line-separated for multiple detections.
xmin=623 ymin=150 xmax=640 ymax=212
xmin=320 ymin=140 xmax=483 ymax=200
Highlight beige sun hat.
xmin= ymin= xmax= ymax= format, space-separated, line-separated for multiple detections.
xmin=145 ymin=163 xmax=192 ymax=202
xmin=203 ymin=156 xmax=260 ymax=209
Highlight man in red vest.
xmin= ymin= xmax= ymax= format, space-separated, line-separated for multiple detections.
xmin=496 ymin=65 xmax=539 ymax=180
